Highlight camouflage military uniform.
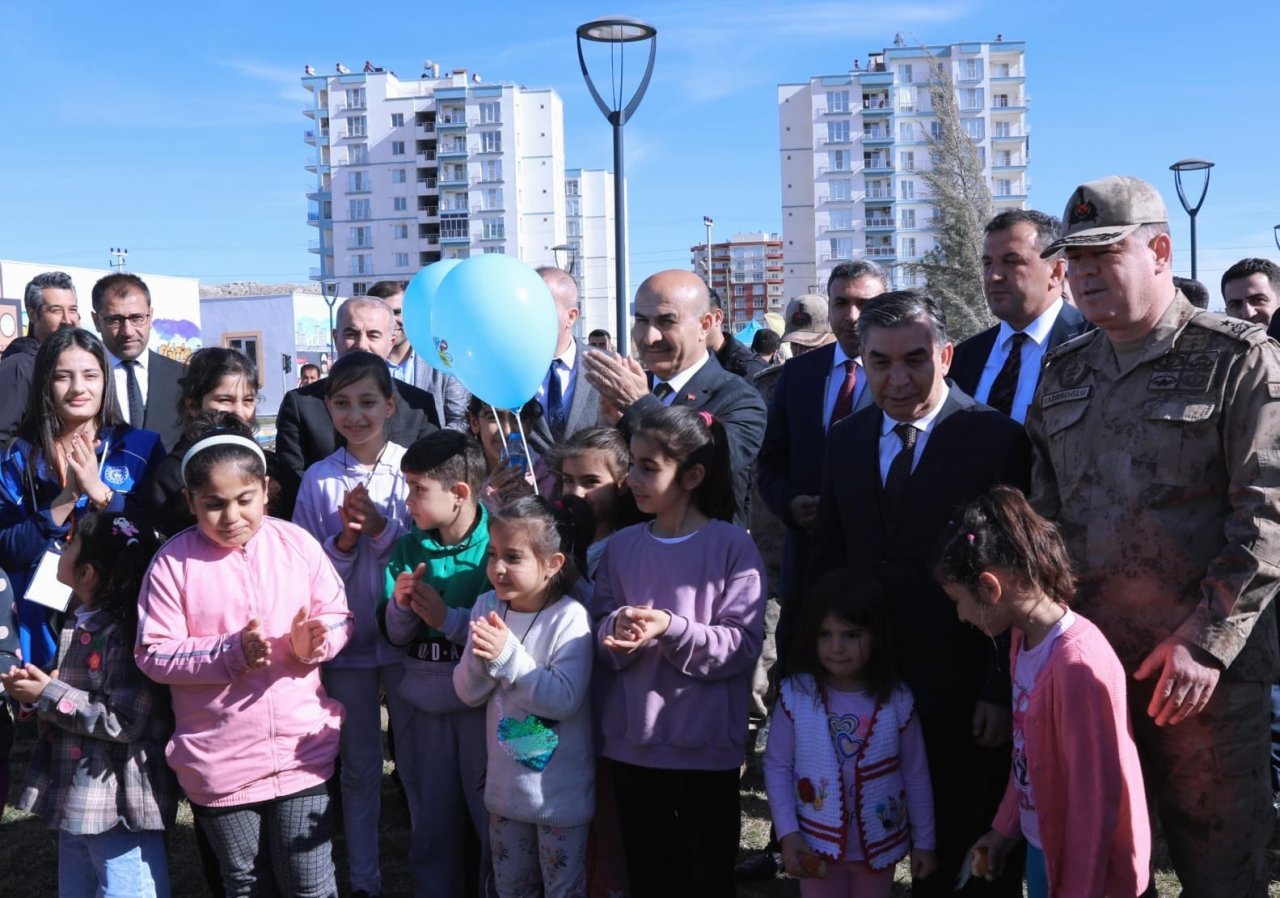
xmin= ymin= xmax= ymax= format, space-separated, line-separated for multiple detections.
xmin=1027 ymin=294 xmax=1279 ymax=898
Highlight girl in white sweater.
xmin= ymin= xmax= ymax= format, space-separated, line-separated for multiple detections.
xmin=454 ymin=496 xmax=596 ymax=898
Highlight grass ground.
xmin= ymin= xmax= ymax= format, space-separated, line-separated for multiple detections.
xmin=4 ymin=717 xmax=1278 ymax=896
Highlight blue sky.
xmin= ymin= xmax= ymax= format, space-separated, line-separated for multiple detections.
xmin=2 ymin=0 xmax=1278 ymax=304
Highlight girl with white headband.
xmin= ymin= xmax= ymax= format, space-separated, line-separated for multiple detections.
xmin=135 ymin=426 xmax=354 ymax=896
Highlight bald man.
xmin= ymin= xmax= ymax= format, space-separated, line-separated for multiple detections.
xmin=526 ymin=267 xmax=602 ymax=454
xmin=582 ymin=269 xmax=768 ymax=527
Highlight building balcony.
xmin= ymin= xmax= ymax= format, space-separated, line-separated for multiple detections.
xmin=816 ymin=165 xmax=859 ymax=177
xmin=861 ymin=104 xmax=892 ymax=117
xmin=859 ymin=71 xmax=893 ymax=86
xmin=346 ymin=241 xmax=374 ymax=251
xmin=865 ymin=217 xmax=894 ymax=230
xmin=340 ymin=130 xmax=368 ymax=141
xmin=993 ymin=192 xmax=1029 ymax=202
xmin=303 ymin=106 xmax=317 ymax=119
xmin=420 ymin=122 xmax=436 ymax=135
xmin=417 ymin=176 xmax=439 ymax=189
xmin=865 ymin=247 xmax=897 ymax=259
xmin=991 ymin=131 xmax=1029 ymax=142
xmin=471 ymin=175 xmax=504 ymax=186
xmin=308 ymin=241 xmax=335 ymax=255
xmin=863 ymin=163 xmax=894 ymax=174
xmin=309 ymin=267 xmax=323 ymax=280
xmin=440 ymin=233 xmax=471 ymax=245
xmin=438 ymin=175 xmax=468 ymax=188
xmin=818 ymin=137 xmax=853 ymax=148
xmin=347 ymin=186 xmax=371 ymax=195
xmin=818 ymin=224 xmax=856 ymax=236
xmin=306 ymin=211 xmax=323 ymax=226
xmin=438 ymin=146 xmax=468 ymax=159
xmin=306 ymin=188 xmax=332 ymax=202
xmin=862 ymin=131 xmax=893 ymax=144
xmin=332 ymin=100 xmax=367 ymax=113
xmin=817 ymin=105 xmax=852 ymax=117
xmin=865 ymin=190 xmax=895 ymax=202
xmin=991 ymin=98 xmax=1029 ymax=111
xmin=417 ymin=207 xmax=440 ymax=223
xmin=992 ymin=160 xmax=1027 ymax=171
xmin=304 ymin=130 xmax=317 ymax=144
xmin=436 ymin=115 xmax=467 ymax=130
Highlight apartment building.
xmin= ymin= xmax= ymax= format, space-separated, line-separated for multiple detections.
xmin=304 ymin=64 xmax=566 ymax=297
xmin=565 ymin=168 xmax=618 ymax=339
xmin=690 ymin=232 xmax=785 ymax=330
xmin=779 ymin=37 xmax=1029 ymax=299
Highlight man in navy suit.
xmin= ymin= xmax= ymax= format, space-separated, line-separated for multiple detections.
xmin=950 ymin=210 xmax=1089 ymax=423
xmin=757 ymin=261 xmax=888 ymax=655
xmin=525 ymin=267 xmax=601 ymax=456
xmin=582 ymin=269 xmax=766 ymax=528
xmin=810 ymin=290 xmax=1029 ymax=896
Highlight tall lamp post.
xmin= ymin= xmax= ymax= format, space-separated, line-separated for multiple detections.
xmin=1169 ymin=158 xmax=1214 ymax=282
xmin=1273 ymin=224 xmax=1280 ymax=253
xmin=322 ymin=280 xmax=340 ymax=357
xmin=702 ymin=215 xmax=714 ymax=287
xmin=576 ymin=16 xmax=657 ymax=352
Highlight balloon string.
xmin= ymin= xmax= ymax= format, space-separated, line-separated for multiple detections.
xmin=514 ymin=408 xmax=538 ymax=497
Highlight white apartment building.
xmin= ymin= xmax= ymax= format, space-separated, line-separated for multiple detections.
xmin=565 ymin=168 xmax=618 ymax=340
xmin=779 ymin=38 xmax=1029 ymax=299
xmin=304 ymin=64 xmax=566 ymax=296
xmin=690 ymin=233 xmax=785 ymax=330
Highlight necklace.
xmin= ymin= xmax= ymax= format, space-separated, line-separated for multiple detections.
xmin=501 ymin=596 xmax=551 ymax=643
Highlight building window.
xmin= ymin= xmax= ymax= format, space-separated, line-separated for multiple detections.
xmin=483 ymin=246 xmax=505 ymax=254
xmin=351 ymin=281 xmax=368 ymax=296
xmin=349 ymin=144 xmax=368 ymax=164
xmin=224 ymin=333 xmax=262 ymax=374
xmin=960 ymin=88 xmax=982 ymax=111
xmin=826 ymin=90 xmax=849 ymax=113
xmin=993 ymin=62 xmax=1012 ymax=78
xmin=994 ymin=178 xmax=1014 ymax=197
xmin=567 ymin=197 xmax=581 ymax=217
xmin=392 ymin=141 xmax=405 ymax=155
xmin=350 ymin=226 xmax=372 ymax=248
xmin=391 ymin=168 xmax=406 ymax=184
xmin=344 ymin=88 xmax=366 ymax=109
xmin=394 ymin=253 xmax=410 ymax=268
xmin=901 ymin=208 xmax=916 ymax=228
xmin=828 ymin=149 xmax=850 ymax=172
xmin=441 ymin=214 xmax=469 ymax=239
xmin=565 ymin=178 xmax=579 ymax=196
xmin=347 ymin=116 xmax=367 ymax=138
xmin=829 ymin=209 xmax=852 ymax=231
xmin=483 ymin=219 xmax=505 ymax=240
xmin=902 ymin=237 xmax=917 ymax=257
xmin=483 ymin=160 xmax=503 ymax=182
xmin=347 ymin=171 xmax=370 ymax=193
xmin=391 ymin=113 xmax=405 ymax=127
xmin=930 ymin=121 xmax=942 ymax=139
xmin=567 ymin=220 xmax=582 ymax=237
xmin=829 ymin=179 xmax=851 ymax=201
xmin=899 ymin=63 xmax=913 ymax=83
xmin=826 ymin=121 xmax=849 ymax=144
xmin=479 ymin=102 xmax=500 ymax=124
xmin=963 ymin=59 xmax=982 ymax=81
xmin=481 ymin=131 xmax=502 ymax=153
xmin=962 ymin=118 xmax=985 ymax=140
xmin=485 ymin=188 xmax=503 ymax=210
xmin=352 ymin=254 xmax=373 ymax=275
xmin=393 ymin=197 xmax=408 ymax=211
xmin=349 ymin=199 xmax=371 ymax=220
xmin=901 ymin=180 xmax=915 ymax=199
xmin=393 ymin=224 xmax=409 ymax=239
xmin=901 ymin=151 xmax=915 ymax=171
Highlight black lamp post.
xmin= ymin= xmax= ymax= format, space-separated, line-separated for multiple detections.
xmin=1169 ymin=158 xmax=1214 ymax=282
xmin=576 ymin=16 xmax=657 ymax=352
xmin=322 ymin=280 xmax=340 ymax=356
xmin=551 ymin=243 xmax=577 ymax=276
xmin=1273 ymin=224 xmax=1279 ymax=253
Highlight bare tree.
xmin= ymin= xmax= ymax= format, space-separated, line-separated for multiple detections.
xmin=904 ymin=54 xmax=995 ymax=341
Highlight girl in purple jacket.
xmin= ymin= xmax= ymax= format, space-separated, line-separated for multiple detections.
xmin=594 ymin=406 xmax=767 ymax=897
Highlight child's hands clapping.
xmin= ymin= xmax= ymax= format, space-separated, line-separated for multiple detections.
xmin=241 ymin=618 xmax=271 ymax=668
xmin=393 ymin=563 xmax=447 ymax=629
xmin=289 ymin=608 xmax=328 ymax=663
xmin=336 ymin=484 xmax=386 ymax=551
xmin=469 ymin=611 xmax=509 ymax=662
xmin=911 ymin=847 xmax=937 ymax=880
xmin=1 ymin=663 xmax=51 ymax=703
xmin=968 ymin=830 xmax=1013 ymax=881
xmin=603 ymin=606 xmax=672 ymax=653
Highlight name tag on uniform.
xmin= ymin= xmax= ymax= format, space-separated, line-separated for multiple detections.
xmin=25 ymin=545 xmax=71 ymax=612
xmin=1042 ymin=386 xmax=1092 ymax=408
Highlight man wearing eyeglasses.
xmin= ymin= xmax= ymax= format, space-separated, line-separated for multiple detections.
xmin=90 ymin=273 xmax=186 ymax=450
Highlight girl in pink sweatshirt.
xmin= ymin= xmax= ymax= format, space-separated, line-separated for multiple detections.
xmin=594 ymin=406 xmax=766 ymax=897
xmin=135 ymin=432 xmax=354 ymax=897
xmin=934 ymin=486 xmax=1150 ymax=898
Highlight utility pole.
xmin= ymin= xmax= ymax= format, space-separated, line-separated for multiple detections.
xmin=109 ymin=248 xmax=129 ymax=272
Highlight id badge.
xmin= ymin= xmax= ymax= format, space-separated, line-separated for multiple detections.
xmin=25 ymin=544 xmax=72 ymax=612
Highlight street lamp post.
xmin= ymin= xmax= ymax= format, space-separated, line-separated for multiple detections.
xmin=1273 ymin=224 xmax=1280 ymax=253
xmin=1169 ymin=158 xmax=1214 ymax=282
xmin=322 ymin=280 xmax=340 ymax=357
xmin=576 ymin=16 xmax=657 ymax=352
xmin=551 ymin=243 xmax=577 ymax=276
xmin=702 ymin=215 xmax=714 ymax=288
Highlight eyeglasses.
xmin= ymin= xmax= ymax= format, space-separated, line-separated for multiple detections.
xmin=99 ymin=313 xmax=151 ymax=329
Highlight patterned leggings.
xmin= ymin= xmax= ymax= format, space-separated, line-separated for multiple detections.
xmin=192 ymin=786 xmax=337 ymax=898
xmin=490 ymin=814 xmax=589 ymax=898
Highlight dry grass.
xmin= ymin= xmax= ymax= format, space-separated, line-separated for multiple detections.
xmin=4 ymin=717 xmax=1279 ymax=896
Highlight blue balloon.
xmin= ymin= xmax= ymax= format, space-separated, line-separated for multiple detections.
xmin=429 ymin=255 xmax=558 ymax=410
xmin=402 ymin=259 xmax=462 ymax=372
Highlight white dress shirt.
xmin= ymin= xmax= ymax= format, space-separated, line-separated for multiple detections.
xmin=823 ymin=344 xmax=868 ymax=430
xmin=973 ymin=298 xmax=1063 ymax=424
xmin=653 ymin=350 xmax=710 ymax=406
xmin=878 ymin=384 xmax=950 ymax=485
xmin=106 ymin=349 xmax=150 ymax=426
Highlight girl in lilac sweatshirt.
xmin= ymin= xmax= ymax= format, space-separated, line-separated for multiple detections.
xmin=136 ymin=433 xmax=353 ymax=897
xmin=594 ymin=406 xmax=766 ymax=897
xmin=935 ymin=487 xmax=1150 ymax=898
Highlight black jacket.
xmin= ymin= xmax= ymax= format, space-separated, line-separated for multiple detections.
xmin=715 ymin=333 xmax=768 ymax=382
xmin=0 ymin=337 xmax=39 ymax=444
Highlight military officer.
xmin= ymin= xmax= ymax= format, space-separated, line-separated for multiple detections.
xmin=1026 ymin=175 xmax=1280 ymax=898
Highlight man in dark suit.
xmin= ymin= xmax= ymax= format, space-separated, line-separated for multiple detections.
xmin=525 ymin=267 xmax=601 ymax=455
xmin=90 ymin=273 xmax=186 ymax=450
xmin=758 ymin=262 xmax=888 ymax=641
xmin=950 ymin=210 xmax=1088 ymax=424
xmin=810 ymin=290 xmax=1029 ymax=896
xmin=370 ymin=280 xmax=470 ymax=431
xmin=0 ymin=271 xmax=82 ymax=442
xmin=582 ymin=269 xmax=767 ymax=528
xmin=275 ymin=296 xmax=439 ymax=482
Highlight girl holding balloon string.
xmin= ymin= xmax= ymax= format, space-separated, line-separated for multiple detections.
xmin=466 ymin=395 xmax=557 ymax=511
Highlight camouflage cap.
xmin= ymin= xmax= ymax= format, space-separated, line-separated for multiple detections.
xmin=781 ymin=293 xmax=832 ymax=346
xmin=1040 ymin=175 xmax=1168 ymax=258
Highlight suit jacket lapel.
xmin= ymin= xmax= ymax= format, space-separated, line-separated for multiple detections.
xmin=563 ymin=341 xmax=598 ymax=435
xmin=884 ymin=390 xmax=971 ymax=538
xmin=803 ymin=344 xmax=835 ymax=433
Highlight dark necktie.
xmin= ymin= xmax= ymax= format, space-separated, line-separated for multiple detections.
xmin=830 ymin=359 xmax=858 ymax=425
xmin=883 ymin=423 xmax=918 ymax=507
xmin=653 ymin=381 xmax=674 ymax=402
xmin=123 ymin=359 xmax=145 ymax=427
xmin=546 ymin=360 xmax=565 ymax=436
xmin=986 ymin=332 xmax=1029 ymax=416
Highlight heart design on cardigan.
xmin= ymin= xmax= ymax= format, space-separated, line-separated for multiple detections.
xmin=497 ymin=714 xmax=559 ymax=771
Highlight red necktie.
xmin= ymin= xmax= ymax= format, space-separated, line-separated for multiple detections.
xmin=830 ymin=359 xmax=857 ymax=424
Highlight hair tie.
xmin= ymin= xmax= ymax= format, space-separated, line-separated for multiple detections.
xmin=966 ymin=533 xmax=976 ymax=544
xmin=697 ymin=411 xmax=714 ymax=428
xmin=180 ymin=435 xmax=267 ymax=486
